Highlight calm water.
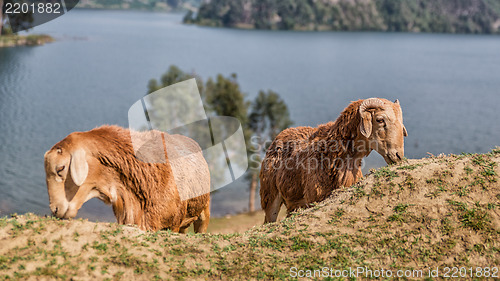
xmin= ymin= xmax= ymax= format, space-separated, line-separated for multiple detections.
xmin=1 ymin=10 xmax=500 ymax=220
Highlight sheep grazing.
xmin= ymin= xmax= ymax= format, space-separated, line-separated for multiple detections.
xmin=44 ymin=125 xmax=210 ymax=233
xmin=260 ymin=98 xmax=408 ymax=223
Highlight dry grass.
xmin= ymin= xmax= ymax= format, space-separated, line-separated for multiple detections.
xmin=1 ymin=149 xmax=499 ymax=280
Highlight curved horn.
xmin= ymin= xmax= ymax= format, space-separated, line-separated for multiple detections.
xmin=359 ymin=98 xmax=384 ymax=113
xmin=359 ymin=98 xmax=383 ymax=138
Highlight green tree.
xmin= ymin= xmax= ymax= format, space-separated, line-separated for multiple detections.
xmin=147 ymin=67 xmax=251 ymax=200
xmin=205 ymin=74 xmax=254 ymax=203
xmin=146 ymin=65 xmax=206 ymax=132
xmin=190 ymin=0 xmax=500 ymax=33
xmin=221 ymin=1 xmax=244 ymax=27
xmin=183 ymin=10 xmax=194 ymax=23
xmin=146 ymin=66 xmax=293 ymax=214
xmin=204 ymin=73 xmax=249 ymax=123
xmin=146 ymin=66 xmax=238 ymax=194
xmin=294 ymin=0 xmax=314 ymax=28
xmin=147 ymin=65 xmax=203 ymax=95
xmin=277 ymin=0 xmax=297 ymax=30
xmin=253 ymin=0 xmax=277 ymax=29
xmin=247 ymin=90 xmax=292 ymax=212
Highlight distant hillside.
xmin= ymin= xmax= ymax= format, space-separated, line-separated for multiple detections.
xmin=1 ymin=150 xmax=499 ymax=279
xmin=186 ymin=0 xmax=500 ymax=34
xmin=77 ymin=0 xmax=201 ymax=12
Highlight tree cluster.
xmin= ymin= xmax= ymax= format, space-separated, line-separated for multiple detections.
xmin=185 ymin=0 xmax=500 ymax=34
xmin=147 ymin=66 xmax=293 ymax=212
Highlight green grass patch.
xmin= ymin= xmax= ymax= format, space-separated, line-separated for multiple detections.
xmin=372 ymin=166 xmax=399 ymax=181
xmin=447 ymin=200 xmax=491 ymax=231
xmin=397 ymin=164 xmax=423 ymax=170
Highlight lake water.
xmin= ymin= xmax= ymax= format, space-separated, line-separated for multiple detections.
xmin=1 ymin=10 xmax=500 ymax=220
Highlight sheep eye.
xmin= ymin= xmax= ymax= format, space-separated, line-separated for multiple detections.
xmin=376 ymin=118 xmax=384 ymax=124
xmin=56 ymin=166 xmax=65 ymax=176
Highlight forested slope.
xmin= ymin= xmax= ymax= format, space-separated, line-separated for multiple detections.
xmin=186 ymin=0 xmax=500 ymax=33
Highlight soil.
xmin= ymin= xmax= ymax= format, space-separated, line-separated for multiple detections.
xmin=1 ymin=150 xmax=499 ymax=280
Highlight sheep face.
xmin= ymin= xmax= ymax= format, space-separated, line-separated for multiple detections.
xmin=44 ymin=140 xmax=102 ymax=219
xmin=360 ymin=99 xmax=408 ymax=164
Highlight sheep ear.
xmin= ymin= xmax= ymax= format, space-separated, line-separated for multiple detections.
xmin=70 ymin=148 xmax=88 ymax=186
xmin=403 ymin=125 xmax=408 ymax=137
xmin=360 ymin=112 xmax=372 ymax=138
xmin=359 ymin=98 xmax=383 ymax=138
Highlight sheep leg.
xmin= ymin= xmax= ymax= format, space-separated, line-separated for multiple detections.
xmin=264 ymin=192 xmax=283 ymax=223
xmin=179 ymin=225 xmax=190 ymax=234
xmin=178 ymin=217 xmax=198 ymax=233
xmin=193 ymin=204 xmax=210 ymax=233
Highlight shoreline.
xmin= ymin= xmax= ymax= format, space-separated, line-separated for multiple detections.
xmin=186 ymin=21 xmax=500 ymax=35
xmin=0 ymin=34 xmax=54 ymax=48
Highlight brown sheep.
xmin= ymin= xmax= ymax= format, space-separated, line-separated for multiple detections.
xmin=44 ymin=125 xmax=210 ymax=233
xmin=260 ymin=98 xmax=407 ymax=223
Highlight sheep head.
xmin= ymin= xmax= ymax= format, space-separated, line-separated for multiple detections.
xmin=359 ymin=98 xmax=408 ymax=164
xmin=44 ymin=134 xmax=108 ymax=219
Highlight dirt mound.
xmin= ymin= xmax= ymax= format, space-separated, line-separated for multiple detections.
xmin=1 ymin=150 xmax=499 ymax=280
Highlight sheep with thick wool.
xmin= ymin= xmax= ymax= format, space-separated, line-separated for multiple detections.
xmin=44 ymin=125 xmax=210 ymax=233
xmin=260 ymin=98 xmax=407 ymax=223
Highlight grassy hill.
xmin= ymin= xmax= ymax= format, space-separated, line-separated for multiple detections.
xmin=187 ymin=0 xmax=500 ymax=34
xmin=1 ymin=149 xmax=499 ymax=280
